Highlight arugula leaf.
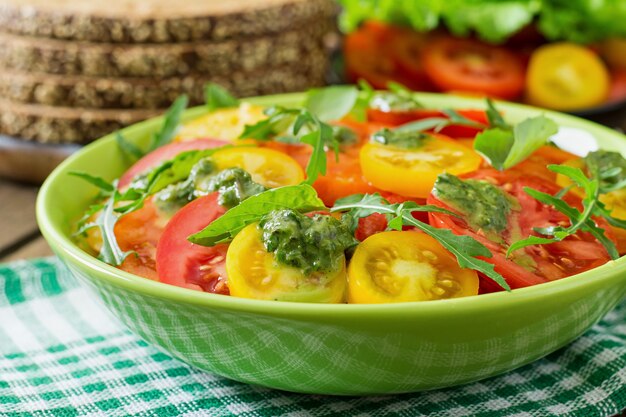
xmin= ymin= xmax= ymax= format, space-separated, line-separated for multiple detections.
xmin=440 ymin=109 xmax=486 ymax=129
xmin=92 ymin=196 xmax=134 ymax=266
xmin=69 ymin=172 xmax=115 ymax=194
xmin=205 ymin=83 xmax=239 ymax=112
xmin=147 ymin=95 xmax=188 ymax=152
xmin=188 ymin=184 xmax=325 ymax=246
xmin=507 ymin=164 xmax=619 ymax=260
xmin=474 ymin=115 xmax=558 ymax=171
xmin=115 ymin=132 xmax=144 ymax=162
xmin=485 ymin=98 xmax=510 ymax=130
xmin=240 ymin=107 xmax=338 ymax=183
xmin=305 ymin=85 xmax=359 ymax=122
xmin=331 ymin=193 xmax=511 ymax=291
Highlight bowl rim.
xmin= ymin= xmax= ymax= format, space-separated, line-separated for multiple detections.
xmin=37 ymin=91 xmax=626 ymax=318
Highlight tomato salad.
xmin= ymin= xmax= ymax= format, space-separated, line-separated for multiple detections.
xmin=75 ymin=84 xmax=626 ymax=304
xmin=344 ymin=21 xmax=626 ymax=112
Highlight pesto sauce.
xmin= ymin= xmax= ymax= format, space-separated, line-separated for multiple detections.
xmin=370 ymin=128 xmax=428 ymax=150
xmin=369 ymin=91 xmax=422 ymax=112
xmin=259 ymin=209 xmax=357 ymax=276
xmin=154 ymin=157 xmax=265 ymax=214
xmin=433 ymin=173 xmax=512 ymax=234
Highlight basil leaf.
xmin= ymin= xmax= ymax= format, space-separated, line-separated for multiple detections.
xmin=205 ymin=83 xmax=239 ymax=112
xmin=148 ymin=95 xmax=188 ymax=152
xmin=188 ymin=184 xmax=326 ymax=246
xmin=474 ymin=115 xmax=558 ymax=171
xmin=305 ymin=85 xmax=359 ymax=122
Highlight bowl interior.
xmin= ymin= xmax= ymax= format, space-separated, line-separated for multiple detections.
xmin=37 ymin=92 xmax=626 ymax=314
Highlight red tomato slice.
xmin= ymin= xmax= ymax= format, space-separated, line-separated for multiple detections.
xmin=608 ymin=69 xmax=626 ymax=103
xmin=114 ymin=198 xmax=165 ymax=280
xmin=427 ymin=170 xmax=611 ymax=291
xmin=118 ymin=139 xmax=228 ymax=189
xmin=422 ymin=37 xmax=526 ymax=100
xmin=367 ymin=108 xmax=488 ymax=138
xmin=156 ymin=193 xmax=229 ymax=294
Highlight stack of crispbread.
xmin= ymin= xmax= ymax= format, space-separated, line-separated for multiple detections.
xmin=0 ymin=0 xmax=336 ymax=144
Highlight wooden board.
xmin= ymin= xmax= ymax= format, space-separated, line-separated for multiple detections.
xmin=0 ymin=135 xmax=79 ymax=183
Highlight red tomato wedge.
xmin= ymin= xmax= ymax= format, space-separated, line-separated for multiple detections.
xmin=114 ymin=198 xmax=165 ymax=281
xmin=422 ymin=37 xmax=526 ymax=100
xmin=118 ymin=139 xmax=228 ymax=189
xmin=427 ymin=170 xmax=611 ymax=291
xmin=156 ymin=193 xmax=229 ymax=294
xmin=367 ymin=108 xmax=488 ymax=138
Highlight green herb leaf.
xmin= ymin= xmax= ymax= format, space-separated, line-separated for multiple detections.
xmin=188 ymin=184 xmax=326 ymax=246
xmin=507 ymin=164 xmax=619 ymax=260
xmin=94 ymin=196 xmax=134 ymax=266
xmin=485 ymin=98 xmax=510 ymax=129
xmin=331 ymin=193 xmax=511 ymax=291
xmin=148 ymin=95 xmax=188 ymax=152
xmin=305 ymin=85 xmax=359 ymax=122
xmin=69 ymin=172 xmax=115 ymax=194
xmin=440 ymin=109 xmax=486 ymax=129
xmin=205 ymin=84 xmax=239 ymax=112
xmin=115 ymin=132 xmax=144 ymax=161
xmin=370 ymin=128 xmax=429 ymax=149
xmin=474 ymin=115 xmax=558 ymax=171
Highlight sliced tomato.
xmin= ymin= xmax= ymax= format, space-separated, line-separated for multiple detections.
xmin=513 ymin=145 xmax=578 ymax=184
xmin=118 ymin=139 xmax=228 ymax=189
xmin=608 ymin=69 xmax=626 ymax=103
xmin=427 ymin=170 xmax=611 ymax=291
xmin=348 ymin=231 xmax=479 ymax=303
xmin=360 ymin=134 xmax=482 ymax=198
xmin=155 ymin=193 xmax=229 ymax=294
xmin=114 ymin=198 xmax=166 ymax=281
xmin=422 ymin=37 xmax=526 ymax=100
xmin=367 ymin=108 xmax=488 ymax=138
xmin=354 ymin=193 xmax=429 ymax=241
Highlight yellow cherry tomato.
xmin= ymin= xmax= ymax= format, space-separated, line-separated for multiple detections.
xmin=348 ymin=231 xmax=478 ymax=303
xmin=526 ymin=43 xmax=610 ymax=111
xmin=212 ymin=147 xmax=304 ymax=188
xmin=176 ymin=103 xmax=266 ymax=142
xmin=226 ymin=224 xmax=347 ymax=303
xmin=359 ymin=135 xmax=482 ymax=198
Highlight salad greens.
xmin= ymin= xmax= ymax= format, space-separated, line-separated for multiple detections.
xmin=205 ymin=83 xmax=239 ymax=112
xmin=508 ymin=164 xmax=621 ymax=260
xmin=338 ymin=0 xmax=626 ymax=44
xmin=331 ymin=193 xmax=511 ymax=291
xmin=474 ymin=115 xmax=558 ymax=171
xmin=188 ymin=184 xmax=326 ymax=247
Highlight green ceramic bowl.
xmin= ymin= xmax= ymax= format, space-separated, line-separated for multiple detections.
xmin=37 ymin=93 xmax=626 ymax=395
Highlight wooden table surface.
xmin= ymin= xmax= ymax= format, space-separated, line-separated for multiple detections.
xmin=0 ymin=179 xmax=53 ymax=262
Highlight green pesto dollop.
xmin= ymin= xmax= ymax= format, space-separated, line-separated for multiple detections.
xmin=371 ymin=128 xmax=428 ymax=150
xmin=369 ymin=91 xmax=423 ymax=112
xmin=206 ymin=167 xmax=266 ymax=208
xmin=154 ymin=157 xmax=265 ymax=214
xmin=585 ymin=150 xmax=626 ymax=190
xmin=259 ymin=209 xmax=357 ymax=276
xmin=433 ymin=173 xmax=512 ymax=234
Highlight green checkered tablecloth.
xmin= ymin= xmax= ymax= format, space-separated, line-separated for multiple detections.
xmin=1 ymin=258 xmax=626 ymax=417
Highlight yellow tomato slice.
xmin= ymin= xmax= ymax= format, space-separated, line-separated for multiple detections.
xmin=359 ymin=135 xmax=481 ymax=198
xmin=212 ymin=147 xmax=304 ymax=188
xmin=348 ymin=231 xmax=479 ymax=303
xmin=226 ymin=224 xmax=347 ymax=303
xmin=176 ymin=103 xmax=266 ymax=142
xmin=526 ymin=43 xmax=610 ymax=111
